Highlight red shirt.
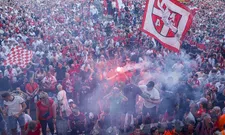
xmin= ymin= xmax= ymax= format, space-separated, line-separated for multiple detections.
xmin=36 ymin=98 xmax=54 ymax=120
xmin=24 ymin=122 xmax=41 ymax=135
xmin=68 ymin=64 xmax=81 ymax=74
xmin=25 ymin=82 xmax=39 ymax=94
xmin=197 ymin=108 xmax=206 ymax=117
xmin=117 ymin=71 xmax=133 ymax=83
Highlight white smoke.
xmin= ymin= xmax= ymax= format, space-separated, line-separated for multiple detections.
xmin=117 ymin=50 xmax=197 ymax=91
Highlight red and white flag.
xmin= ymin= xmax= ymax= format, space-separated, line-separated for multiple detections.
xmin=141 ymin=0 xmax=193 ymax=52
xmin=4 ymin=46 xmax=33 ymax=68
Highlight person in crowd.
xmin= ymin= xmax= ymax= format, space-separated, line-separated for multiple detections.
xmin=0 ymin=106 xmax=7 ymax=135
xmin=216 ymin=88 xmax=225 ymax=109
xmin=2 ymin=92 xmax=27 ymax=135
xmin=68 ymin=108 xmax=86 ymax=135
xmin=56 ymin=84 xmax=71 ymax=117
xmin=123 ymin=79 xmax=151 ymax=132
xmin=218 ymin=108 xmax=225 ymax=131
xmin=129 ymin=125 xmax=145 ymax=135
xmin=4 ymin=66 xmax=18 ymax=90
xmin=139 ymin=81 xmax=161 ymax=123
xmin=184 ymin=120 xmax=195 ymax=135
xmin=62 ymin=73 xmax=74 ymax=99
xmin=196 ymin=99 xmax=208 ymax=118
xmin=0 ymin=70 xmax=10 ymax=91
xmin=17 ymin=113 xmax=33 ymax=134
xmin=25 ymin=78 xmax=39 ymax=118
xmin=36 ymin=92 xmax=56 ymax=135
xmin=103 ymin=87 xmax=128 ymax=130
xmin=188 ymin=74 xmax=201 ymax=90
xmin=195 ymin=113 xmax=214 ymax=135
xmin=98 ymin=107 xmax=111 ymax=130
xmin=55 ymin=63 xmax=66 ymax=83
xmin=24 ymin=120 xmax=42 ymax=135
xmin=184 ymin=107 xmax=196 ymax=125
xmin=56 ymin=83 xmax=72 ymax=132
xmin=150 ymin=127 xmax=159 ymax=135
xmin=68 ymin=99 xmax=78 ymax=110
xmin=42 ymin=72 xmax=57 ymax=93
xmin=86 ymin=112 xmax=97 ymax=134
xmin=35 ymin=68 xmax=46 ymax=84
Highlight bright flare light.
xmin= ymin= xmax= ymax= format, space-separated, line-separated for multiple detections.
xmin=116 ymin=67 xmax=122 ymax=72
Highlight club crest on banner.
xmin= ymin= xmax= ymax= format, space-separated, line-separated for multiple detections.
xmin=142 ymin=0 xmax=193 ymax=52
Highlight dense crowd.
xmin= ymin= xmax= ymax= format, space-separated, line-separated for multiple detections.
xmin=0 ymin=0 xmax=225 ymax=135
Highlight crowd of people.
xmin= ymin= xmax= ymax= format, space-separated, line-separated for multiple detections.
xmin=0 ymin=0 xmax=225 ymax=135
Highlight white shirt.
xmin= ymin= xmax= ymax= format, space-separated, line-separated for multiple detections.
xmin=4 ymin=68 xmax=18 ymax=83
xmin=17 ymin=114 xmax=32 ymax=132
xmin=90 ymin=5 xmax=98 ymax=15
xmin=112 ymin=1 xmax=116 ymax=8
xmin=139 ymin=85 xmax=160 ymax=108
xmin=185 ymin=112 xmax=196 ymax=124
xmin=4 ymin=96 xmax=25 ymax=116
xmin=57 ymin=90 xmax=71 ymax=116
xmin=0 ymin=51 xmax=7 ymax=59
xmin=42 ymin=75 xmax=57 ymax=84
xmin=24 ymin=114 xmax=32 ymax=123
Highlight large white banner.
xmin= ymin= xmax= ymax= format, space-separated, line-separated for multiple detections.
xmin=141 ymin=0 xmax=193 ymax=52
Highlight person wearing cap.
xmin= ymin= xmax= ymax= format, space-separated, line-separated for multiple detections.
xmin=68 ymin=99 xmax=78 ymax=109
xmin=36 ymin=92 xmax=56 ymax=135
xmin=68 ymin=98 xmax=80 ymax=132
xmin=139 ymin=81 xmax=160 ymax=123
xmin=68 ymin=99 xmax=74 ymax=104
